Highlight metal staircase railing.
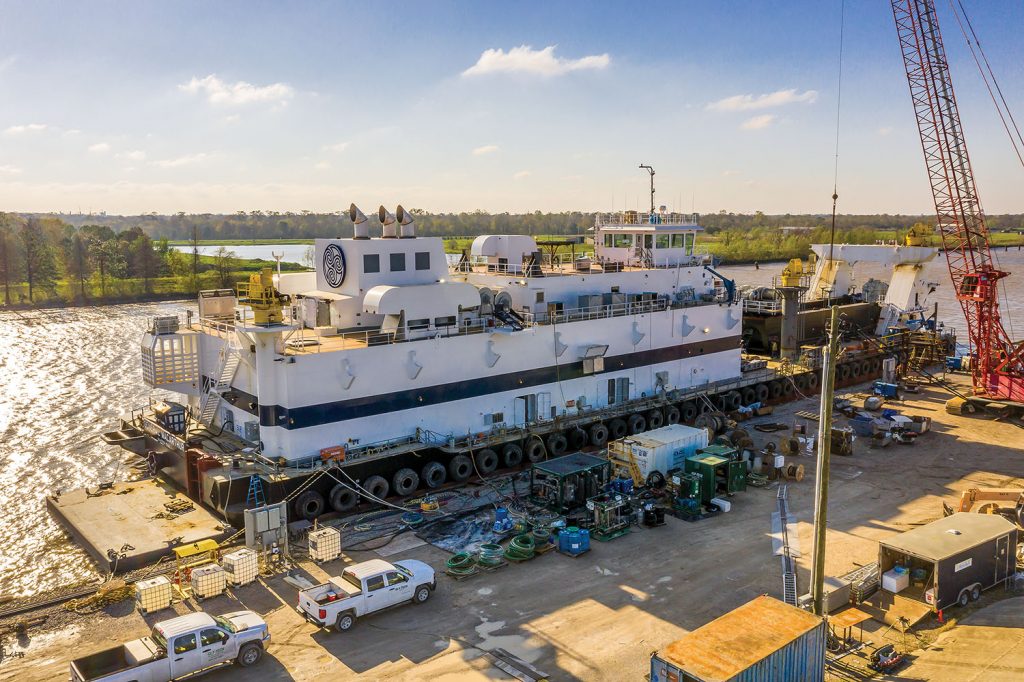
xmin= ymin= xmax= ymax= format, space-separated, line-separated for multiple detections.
xmin=198 ymin=343 xmax=241 ymax=426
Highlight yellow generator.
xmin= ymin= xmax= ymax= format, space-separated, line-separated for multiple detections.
xmin=237 ymin=268 xmax=287 ymax=325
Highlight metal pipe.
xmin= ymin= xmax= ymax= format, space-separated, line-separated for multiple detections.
xmin=811 ymin=305 xmax=840 ymax=616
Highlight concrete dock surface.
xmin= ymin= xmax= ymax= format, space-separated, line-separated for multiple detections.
xmin=3 ymin=377 xmax=1023 ymax=681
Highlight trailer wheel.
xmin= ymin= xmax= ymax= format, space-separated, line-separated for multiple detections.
xmin=237 ymin=642 xmax=263 ymax=667
xmin=665 ymin=405 xmax=681 ymax=425
xmin=627 ymin=413 xmax=647 ymax=435
xmin=647 ymin=409 xmax=665 ymax=430
xmin=421 ymin=461 xmax=447 ymax=489
xmin=392 ymin=468 xmax=420 ymax=497
xmin=474 ymin=449 xmax=499 ymax=475
xmin=970 ymin=584 xmax=981 ymax=601
xmin=588 ymin=422 xmax=610 ymax=447
xmin=525 ymin=439 xmax=546 ymax=463
xmin=546 ymin=433 xmax=568 ymax=457
xmin=335 ymin=611 xmax=356 ymax=632
xmin=608 ymin=418 xmax=628 ymax=440
xmin=448 ymin=455 xmax=473 ymax=482
xmin=502 ymin=443 xmax=524 ymax=468
xmin=958 ymin=589 xmax=970 ymax=608
xmin=329 ymin=484 xmax=359 ymax=513
xmin=362 ymin=475 xmax=389 ymax=501
xmin=294 ymin=490 xmax=325 ymax=521
xmin=681 ymin=401 xmax=698 ymax=423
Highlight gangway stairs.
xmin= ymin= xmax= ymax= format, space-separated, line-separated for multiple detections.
xmin=198 ymin=343 xmax=242 ymax=426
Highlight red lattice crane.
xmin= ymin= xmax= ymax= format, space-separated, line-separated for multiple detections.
xmin=891 ymin=0 xmax=1024 ymax=406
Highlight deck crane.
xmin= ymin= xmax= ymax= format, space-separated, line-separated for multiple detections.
xmin=891 ymin=0 xmax=1024 ymax=414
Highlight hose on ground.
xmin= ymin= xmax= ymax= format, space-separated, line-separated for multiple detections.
xmin=504 ymin=533 xmax=536 ymax=561
xmin=478 ymin=543 xmax=505 ymax=567
xmin=445 ymin=552 xmax=477 ymax=576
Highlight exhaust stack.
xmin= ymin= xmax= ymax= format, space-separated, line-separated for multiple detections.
xmin=397 ymin=205 xmax=416 ymax=238
xmin=350 ymin=203 xmax=370 ymax=239
xmin=379 ymin=205 xmax=398 ymax=238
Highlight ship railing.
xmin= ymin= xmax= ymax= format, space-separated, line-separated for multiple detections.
xmin=742 ymin=299 xmax=783 ymax=315
xmin=194 ymin=316 xmax=236 ymax=336
xmin=521 ymin=297 xmax=669 ymax=325
xmin=594 ymin=211 xmax=700 ymax=227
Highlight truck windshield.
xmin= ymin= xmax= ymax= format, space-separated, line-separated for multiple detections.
xmin=340 ymin=569 xmax=362 ymax=590
xmin=213 ymin=616 xmax=237 ymax=633
xmin=151 ymin=629 xmax=167 ymax=650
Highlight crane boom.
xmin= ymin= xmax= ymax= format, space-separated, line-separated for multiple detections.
xmin=891 ymin=0 xmax=1024 ymax=402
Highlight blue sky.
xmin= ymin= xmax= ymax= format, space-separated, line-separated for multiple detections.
xmin=1 ymin=0 xmax=1022 ymax=215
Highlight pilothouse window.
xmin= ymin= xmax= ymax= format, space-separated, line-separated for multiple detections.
xmin=415 ymin=252 xmax=430 ymax=270
xmin=613 ymin=234 xmax=633 ymax=248
xmin=656 ymin=234 xmax=670 ymax=249
xmin=390 ymin=253 xmax=406 ymax=272
xmin=363 ymin=253 xmax=380 ymax=273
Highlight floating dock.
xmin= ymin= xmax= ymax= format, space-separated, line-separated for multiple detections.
xmin=47 ymin=479 xmax=233 ymax=574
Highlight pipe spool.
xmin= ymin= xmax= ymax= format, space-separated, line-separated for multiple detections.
xmin=378 ymin=205 xmax=398 ymax=238
xmin=396 ymin=204 xmax=416 ymax=238
xmin=783 ymin=463 xmax=805 ymax=482
xmin=349 ymin=203 xmax=370 ymax=239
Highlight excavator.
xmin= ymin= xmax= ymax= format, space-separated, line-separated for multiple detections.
xmin=943 ymin=487 xmax=1024 ymax=528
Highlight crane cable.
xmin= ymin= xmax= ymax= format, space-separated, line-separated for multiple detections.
xmin=827 ymin=0 xmax=846 ymax=268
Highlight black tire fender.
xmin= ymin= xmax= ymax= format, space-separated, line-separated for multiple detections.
xmin=502 ymin=443 xmax=524 ymax=468
xmin=329 ymin=483 xmax=358 ymax=513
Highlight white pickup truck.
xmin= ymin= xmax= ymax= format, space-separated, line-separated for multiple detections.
xmin=298 ymin=558 xmax=435 ymax=632
xmin=70 ymin=611 xmax=270 ymax=682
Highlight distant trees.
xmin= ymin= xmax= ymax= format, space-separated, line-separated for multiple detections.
xmin=211 ymin=246 xmax=237 ymax=288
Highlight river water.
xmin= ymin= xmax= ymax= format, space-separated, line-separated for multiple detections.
xmin=1 ymin=248 xmax=1021 ymax=597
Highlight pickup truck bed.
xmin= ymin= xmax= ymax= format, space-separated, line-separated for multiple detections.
xmin=72 ymin=638 xmax=162 ymax=681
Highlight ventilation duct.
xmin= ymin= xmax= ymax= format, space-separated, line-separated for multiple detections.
xmin=396 ymin=204 xmax=416 ymax=238
xmin=379 ymin=205 xmax=398 ymax=238
xmin=350 ymin=203 xmax=369 ymax=239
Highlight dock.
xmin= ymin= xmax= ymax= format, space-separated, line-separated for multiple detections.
xmin=47 ymin=479 xmax=234 ymax=574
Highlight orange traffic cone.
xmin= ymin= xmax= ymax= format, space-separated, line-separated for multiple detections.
xmin=937 ymin=609 xmax=944 ymax=624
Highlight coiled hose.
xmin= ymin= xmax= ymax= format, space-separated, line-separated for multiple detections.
xmin=504 ymin=533 xmax=536 ymax=561
xmin=531 ymin=528 xmax=552 ymax=546
xmin=446 ymin=552 xmax=477 ymax=576
xmin=478 ymin=543 xmax=505 ymax=567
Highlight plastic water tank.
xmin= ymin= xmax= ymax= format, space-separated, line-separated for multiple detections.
xmin=308 ymin=526 xmax=342 ymax=562
xmin=191 ymin=564 xmax=227 ymax=599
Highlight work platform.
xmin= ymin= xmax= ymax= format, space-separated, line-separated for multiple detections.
xmin=47 ymin=479 xmax=234 ymax=574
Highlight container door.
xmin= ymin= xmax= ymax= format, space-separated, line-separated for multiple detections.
xmin=170 ymin=632 xmax=201 ymax=677
xmin=995 ymin=535 xmax=1010 ymax=583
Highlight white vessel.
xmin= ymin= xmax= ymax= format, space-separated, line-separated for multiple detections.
xmin=114 ymin=203 xmax=898 ymax=525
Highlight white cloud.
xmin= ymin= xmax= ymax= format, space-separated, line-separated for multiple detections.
xmin=0 ymin=164 xmax=22 ymax=175
xmin=4 ymin=123 xmax=48 ymax=135
xmin=116 ymin=150 xmax=146 ymax=161
xmin=707 ymin=88 xmax=817 ymax=112
xmin=63 ymin=129 xmax=82 ymax=136
xmin=472 ymin=144 xmax=500 ymax=156
xmin=179 ymin=74 xmax=294 ymax=106
xmin=463 ymin=45 xmax=610 ymax=77
xmin=314 ymin=161 xmax=331 ymax=170
xmin=88 ymin=142 xmax=111 ymax=153
xmin=721 ymin=169 xmax=740 ymax=177
xmin=223 ymin=114 xmax=241 ymax=124
xmin=323 ymin=141 xmax=349 ymax=153
xmin=151 ymin=153 xmax=211 ymax=168
xmin=513 ymin=170 xmax=531 ymax=180
xmin=878 ymin=126 xmax=893 ymax=136
xmin=740 ymin=114 xmax=777 ymax=130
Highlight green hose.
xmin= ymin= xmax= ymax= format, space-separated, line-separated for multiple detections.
xmin=504 ymin=533 xmax=536 ymax=561
xmin=478 ymin=543 xmax=505 ymax=567
xmin=446 ymin=552 xmax=477 ymax=576
xmin=531 ymin=528 xmax=551 ymax=546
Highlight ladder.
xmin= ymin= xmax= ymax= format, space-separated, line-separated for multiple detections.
xmin=777 ymin=485 xmax=800 ymax=606
xmin=606 ymin=441 xmax=644 ymax=486
xmin=697 ymin=393 xmax=717 ymax=414
xmin=198 ymin=343 xmax=241 ymax=426
xmin=246 ymin=475 xmax=266 ymax=507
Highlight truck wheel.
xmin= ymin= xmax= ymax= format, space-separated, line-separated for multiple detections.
xmin=392 ymin=468 xmax=420 ymax=497
xmin=336 ymin=611 xmax=356 ymax=632
xmin=958 ymin=589 xmax=970 ymax=608
xmin=329 ymin=484 xmax=359 ymax=513
xmin=449 ymin=455 xmax=473 ymax=482
xmin=474 ymin=449 xmax=499 ymax=475
xmin=970 ymin=585 xmax=981 ymax=601
xmin=502 ymin=443 xmax=524 ymax=468
xmin=237 ymin=642 xmax=263 ymax=667
xmin=421 ymin=461 xmax=447 ymax=489
xmin=363 ymin=475 xmax=389 ymax=501
xmin=294 ymin=490 xmax=325 ymax=521
xmin=413 ymin=585 xmax=432 ymax=604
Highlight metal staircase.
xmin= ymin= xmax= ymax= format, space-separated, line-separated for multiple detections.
xmin=198 ymin=343 xmax=241 ymax=426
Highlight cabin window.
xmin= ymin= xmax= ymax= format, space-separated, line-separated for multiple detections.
xmin=174 ymin=634 xmax=197 ymax=654
xmin=363 ymin=254 xmax=380 ymax=273
xmin=385 ymin=571 xmax=407 ymax=585
xmin=408 ymin=318 xmax=429 ymax=331
xmin=613 ymin=233 xmax=633 ymax=248
xmin=434 ymin=316 xmax=456 ymax=328
xmin=201 ymin=629 xmax=226 ymax=646
xmin=366 ymin=575 xmax=386 ymax=591
xmin=415 ymin=252 xmax=431 ymax=270
xmin=535 ymin=291 xmax=545 ymax=303
xmin=671 ymin=234 xmax=686 ymax=249
xmin=603 ymin=234 xmax=614 ymax=247
xmin=390 ymin=253 xmax=406 ymax=272
xmin=655 ymin=234 xmax=670 ymax=249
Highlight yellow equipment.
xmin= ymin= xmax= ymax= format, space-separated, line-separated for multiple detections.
xmin=606 ymin=439 xmax=644 ymax=486
xmin=904 ymin=222 xmax=934 ymax=246
xmin=237 ymin=267 xmax=287 ymax=325
xmin=779 ymin=258 xmax=806 ymax=287
xmin=943 ymin=487 xmax=1024 ymax=527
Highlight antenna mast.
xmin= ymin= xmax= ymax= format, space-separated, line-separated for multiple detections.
xmin=638 ymin=164 xmax=655 ymax=215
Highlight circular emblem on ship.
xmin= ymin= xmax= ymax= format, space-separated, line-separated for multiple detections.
xmin=322 ymin=243 xmax=346 ymax=288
